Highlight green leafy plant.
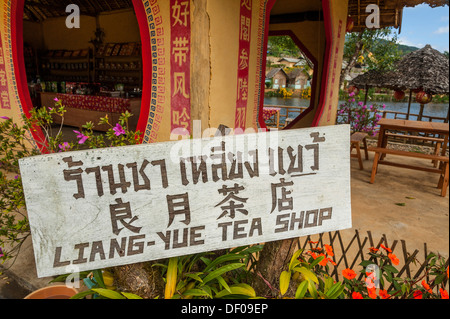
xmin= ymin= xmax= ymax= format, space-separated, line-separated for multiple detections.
xmin=159 ymin=245 xmax=263 ymax=299
xmin=0 ymin=101 xmax=140 ymax=265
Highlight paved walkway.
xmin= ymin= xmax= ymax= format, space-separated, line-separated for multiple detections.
xmin=1 ymin=151 xmax=448 ymax=298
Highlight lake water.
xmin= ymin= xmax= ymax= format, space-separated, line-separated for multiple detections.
xmin=264 ymin=97 xmax=449 ymax=122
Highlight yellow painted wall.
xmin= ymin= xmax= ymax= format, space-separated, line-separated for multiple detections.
xmin=98 ymin=9 xmax=141 ymax=44
xmin=40 ymin=9 xmax=141 ymax=51
xmin=41 ymin=16 xmax=96 ymax=51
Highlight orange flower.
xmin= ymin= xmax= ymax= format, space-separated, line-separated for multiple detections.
xmin=307 ymin=251 xmax=318 ymax=259
xmin=309 ymin=241 xmax=319 ymax=244
xmin=318 ymin=253 xmax=328 ymax=266
xmin=421 ymin=280 xmax=433 ymax=294
xmin=367 ymin=287 xmax=377 ymax=299
xmin=440 ymin=288 xmax=449 ymax=299
xmin=447 ymin=266 xmax=449 ymax=279
xmin=413 ymin=290 xmax=423 ymax=299
xmin=369 ymin=247 xmax=379 ymax=253
xmin=324 ymin=244 xmax=334 ymax=257
xmin=380 ymin=244 xmax=392 ymax=253
xmin=379 ymin=289 xmax=390 ymax=299
xmin=328 ymin=258 xmax=337 ymax=266
xmin=343 ymin=268 xmax=357 ymax=280
xmin=352 ymin=292 xmax=363 ymax=299
xmin=388 ymin=253 xmax=399 ymax=265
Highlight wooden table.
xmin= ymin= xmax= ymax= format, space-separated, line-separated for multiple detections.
xmin=377 ymin=118 xmax=449 ymax=154
xmin=370 ymin=118 xmax=449 ymax=197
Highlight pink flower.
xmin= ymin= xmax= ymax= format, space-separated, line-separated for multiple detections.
xmin=58 ymin=142 xmax=71 ymax=152
xmin=73 ymin=130 xmax=89 ymax=144
xmin=349 ymin=92 xmax=356 ymax=97
xmin=113 ymin=123 xmax=126 ymax=136
xmin=53 ymin=97 xmax=59 ymax=102
xmin=0 ymin=116 xmax=10 ymax=120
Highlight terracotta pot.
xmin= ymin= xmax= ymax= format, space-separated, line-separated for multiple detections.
xmin=24 ymin=285 xmax=78 ymax=299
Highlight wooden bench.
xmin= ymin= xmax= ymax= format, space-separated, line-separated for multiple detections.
xmin=384 ymin=132 xmax=445 ymax=167
xmin=351 ymin=132 xmax=369 ymax=170
xmin=368 ymin=147 xmax=449 ymax=197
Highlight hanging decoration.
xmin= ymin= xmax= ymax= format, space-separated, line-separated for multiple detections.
xmin=415 ymin=91 xmax=433 ymax=104
xmin=393 ymin=90 xmax=405 ymax=101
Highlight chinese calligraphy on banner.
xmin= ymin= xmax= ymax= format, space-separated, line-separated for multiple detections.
xmin=0 ymin=9 xmax=11 ymax=110
xmin=235 ymin=0 xmax=253 ymax=131
xmin=170 ymin=0 xmax=191 ymax=135
xmin=20 ymin=125 xmax=352 ymax=278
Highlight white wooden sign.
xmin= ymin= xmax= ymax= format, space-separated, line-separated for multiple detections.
xmin=19 ymin=125 xmax=352 ymax=278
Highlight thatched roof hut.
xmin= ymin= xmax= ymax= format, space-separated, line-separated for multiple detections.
xmin=387 ymin=44 xmax=449 ymax=94
xmin=349 ymin=69 xmax=396 ymax=89
xmin=350 ymin=45 xmax=449 ymax=94
xmin=350 ymin=45 xmax=449 ymax=121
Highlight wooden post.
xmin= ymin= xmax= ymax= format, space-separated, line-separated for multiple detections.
xmin=418 ymin=104 xmax=425 ymax=121
xmin=406 ymin=90 xmax=412 ymax=120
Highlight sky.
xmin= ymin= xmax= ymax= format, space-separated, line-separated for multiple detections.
xmin=397 ymin=4 xmax=449 ymax=53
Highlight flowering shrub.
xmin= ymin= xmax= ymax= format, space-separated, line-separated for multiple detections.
xmin=0 ymin=101 xmax=140 ymax=264
xmin=300 ymin=87 xmax=311 ymax=99
xmin=336 ymin=92 xmax=385 ymax=137
xmin=278 ymin=243 xmax=449 ymax=300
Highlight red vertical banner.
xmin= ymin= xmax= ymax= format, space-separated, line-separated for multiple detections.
xmin=170 ymin=0 xmax=191 ymax=136
xmin=234 ymin=0 xmax=252 ymax=131
xmin=0 ymin=28 xmax=11 ymax=110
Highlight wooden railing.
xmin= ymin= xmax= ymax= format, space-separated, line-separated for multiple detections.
xmin=263 ymin=105 xmax=308 ymax=128
xmin=264 ymin=106 xmax=448 ymax=148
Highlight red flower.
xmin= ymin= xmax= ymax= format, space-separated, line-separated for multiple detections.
xmin=343 ymin=268 xmax=357 ymax=280
xmin=388 ymin=253 xmax=400 ymax=266
xmin=379 ymin=289 xmax=390 ymax=299
xmin=421 ymin=280 xmax=433 ymax=294
xmin=413 ymin=290 xmax=423 ymax=299
xmin=316 ymin=254 xmax=327 ymax=266
xmin=352 ymin=292 xmax=363 ymax=299
xmin=367 ymin=287 xmax=377 ymax=299
xmin=324 ymin=244 xmax=334 ymax=257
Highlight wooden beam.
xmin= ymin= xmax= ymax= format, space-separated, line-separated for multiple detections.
xmin=269 ymin=11 xmax=324 ymax=25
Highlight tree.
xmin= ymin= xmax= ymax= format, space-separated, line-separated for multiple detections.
xmin=340 ymin=28 xmax=401 ymax=89
xmin=268 ymin=35 xmax=301 ymax=57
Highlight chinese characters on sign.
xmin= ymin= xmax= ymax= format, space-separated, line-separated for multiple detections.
xmin=20 ymin=126 xmax=352 ymax=278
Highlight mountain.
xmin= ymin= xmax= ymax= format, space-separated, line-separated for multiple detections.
xmin=397 ymin=43 xmax=420 ymax=55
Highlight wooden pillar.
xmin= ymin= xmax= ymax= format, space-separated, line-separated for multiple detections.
xmin=406 ymin=90 xmax=412 ymax=120
xmin=190 ymin=0 xmax=211 ymax=134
